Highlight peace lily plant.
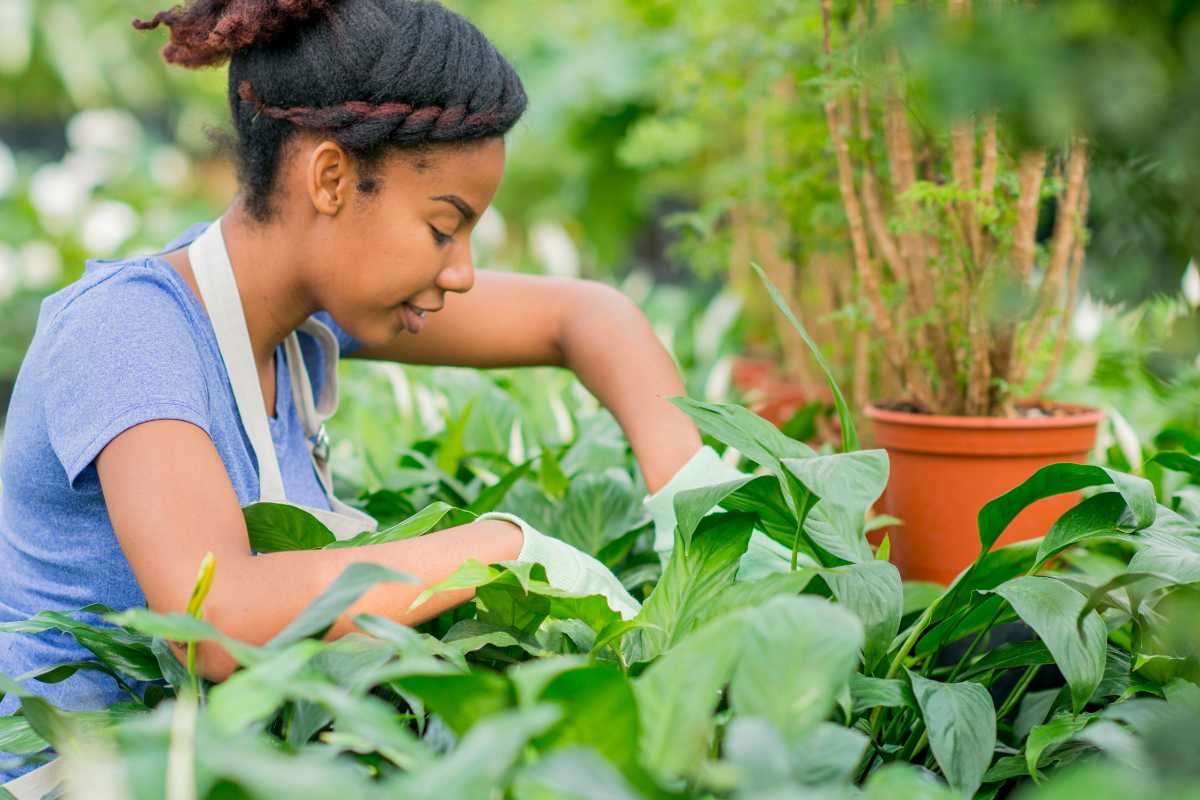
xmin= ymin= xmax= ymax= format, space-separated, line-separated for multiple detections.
xmin=1 ymin=268 xmax=1198 ymax=799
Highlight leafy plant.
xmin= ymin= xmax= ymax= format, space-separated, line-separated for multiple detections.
xmin=2 ymin=271 xmax=1198 ymax=798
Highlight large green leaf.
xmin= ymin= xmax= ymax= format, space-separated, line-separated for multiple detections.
xmin=987 ymin=576 xmax=1108 ymax=713
xmin=102 ymin=608 xmax=263 ymax=667
xmin=205 ymin=640 xmax=326 ymax=734
xmin=977 ymin=465 xmax=1155 ymax=556
xmin=729 ymin=596 xmax=864 ymax=744
xmin=782 ymin=450 xmax=889 ymax=564
xmin=1035 ymin=492 xmax=1135 ymax=567
xmin=511 ymin=748 xmax=643 ymax=800
xmin=0 ymin=606 xmax=162 ymax=682
xmin=907 ymin=670 xmax=998 ymax=797
xmin=668 ymin=397 xmax=815 ymax=474
xmin=554 ymin=471 xmax=648 ymax=556
xmin=322 ymin=502 xmax=455 ymax=549
xmin=821 ymin=560 xmax=903 ymax=671
xmin=244 ymin=502 xmax=335 ymax=552
xmin=862 ymin=762 xmax=960 ymax=799
xmin=627 ymin=511 xmax=755 ymax=662
xmin=531 ymin=664 xmax=640 ymax=769
xmin=1026 ymin=712 xmax=1096 ymax=781
xmin=672 ymin=475 xmax=761 ymax=551
xmin=390 ymin=671 xmax=514 ymax=736
xmin=268 ymin=562 xmax=419 ymax=649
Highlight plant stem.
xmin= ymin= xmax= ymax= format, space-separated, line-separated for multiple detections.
xmin=946 ymin=604 xmax=1004 ymax=683
xmin=790 ymin=489 xmax=813 ymax=572
xmin=868 ymin=599 xmax=941 ymax=739
xmin=996 ymin=665 xmax=1040 ymax=721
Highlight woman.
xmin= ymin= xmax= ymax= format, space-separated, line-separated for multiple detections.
xmin=0 ymin=0 xmax=715 ymax=788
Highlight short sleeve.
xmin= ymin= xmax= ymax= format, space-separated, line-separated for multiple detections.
xmin=40 ymin=269 xmax=212 ymax=491
xmin=310 ymin=310 xmax=364 ymax=357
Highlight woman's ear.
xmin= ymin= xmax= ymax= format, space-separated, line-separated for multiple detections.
xmin=305 ymin=139 xmax=352 ymax=217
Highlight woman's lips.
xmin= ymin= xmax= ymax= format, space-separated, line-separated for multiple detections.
xmin=400 ymin=302 xmax=427 ymax=334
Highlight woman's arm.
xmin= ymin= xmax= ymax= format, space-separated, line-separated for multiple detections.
xmin=96 ymin=418 xmax=522 ymax=683
xmin=349 ymin=269 xmax=703 ymax=494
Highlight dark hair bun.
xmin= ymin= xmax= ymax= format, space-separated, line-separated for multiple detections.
xmin=133 ymin=0 xmax=335 ymax=68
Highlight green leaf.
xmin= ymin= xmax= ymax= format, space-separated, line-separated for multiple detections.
xmin=977 ymin=465 xmax=1155 ymax=556
xmin=468 ymin=459 xmax=535 ymax=514
xmin=672 ymin=475 xmax=760 ymax=551
xmin=699 ymin=569 xmax=817 ymax=627
xmin=102 ymin=609 xmax=263 ymax=666
xmin=382 ymin=705 xmax=561 ymax=799
xmin=821 ymin=560 xmax=903 ymax=671
xmin=1148 ymin=451 xmax=1200 ymax=479
xmin=849 ymin=674 xmax=915 ymax=713
xmin=268 ymin=562 xmax=419 ymax=649
xmin=782 ymin=450 xmax=889 ymax=564
xmin=206 ymin=640 xmax=326 ymax=734
xmin=1026 ymin=713 xmax=1095 ymax=781
xmin=751 ymin=261 xmax=858 ymax=452
xmin=728 ymin=595 xmax=864 ymax=744
xmin=511 ymin=747 xmax=643 ymax=800
xmin=987 ymin=576 xmax=1108 ymax=713
xmin=1035 ymin=492 xmax=1134 ymax=567
xmin=907 ymin=670 xmax=997 ymax=797
xmin=554 ymin=472 xmax=648 ymax=556
xmin=633 ymin=613 xmax=742 ymax=778
xmin=0 ymin=607 xmax=162 ymax=682
xmin=862 ymin=762 xmax=960 ymax=799
xmin=628 ymin=512 xmax=755 ymax=662
xmin=323 ymin=502 xmax=455 ymax=548
xmin=390 ymin=671 xmax=515 ymax=737
xmin=244 ymin=502 xmax=336 ymax=552
xmin=531 ymin=664 xmax=640 ymax=769
xmin=537 ymin=443 xmax=570 ymax=500
xmin=435 ymin=398 xmax=475 ymax=475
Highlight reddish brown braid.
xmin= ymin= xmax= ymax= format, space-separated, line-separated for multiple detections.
xmin=236 ymin=79 xmax=503 ymax=133
xmin=132 ymin=0 xmax=335 ymax=68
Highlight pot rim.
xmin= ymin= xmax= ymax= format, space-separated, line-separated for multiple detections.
xmin=864 ymin=401 xmax=1105 ymax=430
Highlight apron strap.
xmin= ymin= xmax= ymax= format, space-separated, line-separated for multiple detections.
xmin=188 ymin=216 xmax=288 ymax=502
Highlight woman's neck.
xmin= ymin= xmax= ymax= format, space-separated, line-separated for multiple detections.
xmin=215 ymin=198 xmax=324 ymax=366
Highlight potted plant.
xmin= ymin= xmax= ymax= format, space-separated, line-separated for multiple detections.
xmin=819 ymin=0 xmax=1102 ymax=583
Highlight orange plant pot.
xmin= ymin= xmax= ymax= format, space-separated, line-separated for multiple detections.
xmin=865 ymin=404 xmax=1104 ymax=585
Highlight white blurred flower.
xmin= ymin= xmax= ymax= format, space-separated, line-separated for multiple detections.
xmin=149 ymin=145 xmax=192 ymax=190
xmin=507 ymin=418 xmax=525 ymax=465
xmin=30 ymin=162 xmax=91 ymax=232
xmin=530 ymin=220 xmax=580 ymax=278
xmin=66 ymin=108 xmax=143 ymax=154
xmin=0 ymin=0 xmax=32 ymax=75
xmin=0 ymin=139 xmax=15 ymax=198
xmin=19 ymin=240 xmax=62 ymax=289
xmin=1183 ymin=260 xmax=1200 ymax=308
xmin=1071 ymin=294 xmax=1104 ymax=343
xmin=471 ymin=205 xmax=506 ymax=252
xmin=81 ymin=200 xmax=139 ymax=255
xmin=0 ymin=243 xmax=19 ymax=301
xmin=1107 ymin=407 xmax=1143 ymax=472
xmin=62 ymin=150 xmax=116 ymax=190
xmin=704 ymin=354 xmax=734 ymax=403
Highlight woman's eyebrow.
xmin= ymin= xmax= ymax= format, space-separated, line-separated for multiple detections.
xmin=430 ymin=194 xmax=478 ymax=224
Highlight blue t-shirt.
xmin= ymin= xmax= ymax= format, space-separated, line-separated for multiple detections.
xmin=0 ymin=221 xmax=363 ymax=781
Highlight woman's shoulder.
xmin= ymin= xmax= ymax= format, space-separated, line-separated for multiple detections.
xmin=37 ymin=222 xmax=212 ymax=339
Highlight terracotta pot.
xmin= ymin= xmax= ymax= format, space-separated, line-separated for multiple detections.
xmin=865 ymin=403 xmax=1104 ymax=585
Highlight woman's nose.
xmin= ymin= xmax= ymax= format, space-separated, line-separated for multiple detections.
xmin=437 ymin=249 xmax=475 ymax=294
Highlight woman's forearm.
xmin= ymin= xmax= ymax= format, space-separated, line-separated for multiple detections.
xmin=559 ymin=284 xmax=703 ymax=494
xmin=188 ymin=519 xmax=523 ymax=681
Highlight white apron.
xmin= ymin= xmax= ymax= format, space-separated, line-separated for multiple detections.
xmin=1 ymin=215 xmax=378 ymax=799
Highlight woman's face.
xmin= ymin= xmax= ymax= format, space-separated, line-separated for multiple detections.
xmin=299 ymin=135 xmax=507 ymax=348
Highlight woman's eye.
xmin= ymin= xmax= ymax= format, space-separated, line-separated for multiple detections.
xmin=429 ymin=225 xmax=454 ymax=246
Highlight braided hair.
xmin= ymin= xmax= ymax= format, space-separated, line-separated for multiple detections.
xmin=133 ymin=0 xmax=527 ymax=224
